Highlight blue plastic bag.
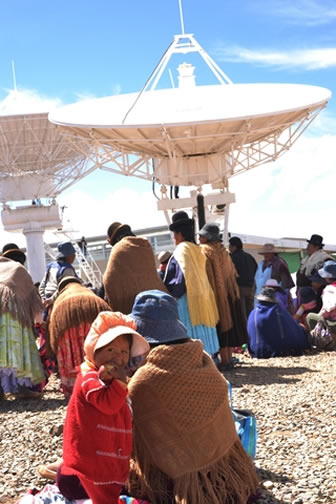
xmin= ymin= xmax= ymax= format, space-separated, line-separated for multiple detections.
xmin=227 ymin=380 xmax=257 ymax=458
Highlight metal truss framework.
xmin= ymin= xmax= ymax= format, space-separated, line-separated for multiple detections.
xmin=0 ymin=113 xmax=98 ymax=202
xmin=58 ymin=102 xmax=325 ymax=188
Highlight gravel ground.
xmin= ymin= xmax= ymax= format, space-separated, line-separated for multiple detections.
xmin=0 ymin=350 xmax=335 ymax=504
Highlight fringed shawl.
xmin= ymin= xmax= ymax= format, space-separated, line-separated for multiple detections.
xmin=174 ymin=242 xmax=218 ymax=327
xmin=127 ymin=341 xmax=258 ymax=504
xmin=49 ymin=283 xmax=111 ymax=353
xmin=0 ymin=257 xmax=43 ymax=328
xmin=103 ymin=236 xmax=167 ymax=314
xmin=202 ymin=242 xmax=240 ymax=333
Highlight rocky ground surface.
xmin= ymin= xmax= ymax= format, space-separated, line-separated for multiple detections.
xmin=0 ymin=350 xmax=335 ymax=504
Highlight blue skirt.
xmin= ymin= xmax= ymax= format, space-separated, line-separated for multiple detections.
xmin=177 ymin=294 xmax=219 ymax=356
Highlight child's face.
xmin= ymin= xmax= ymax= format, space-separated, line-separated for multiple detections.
xmin=94 ymin=335 xmax=131 ymax=369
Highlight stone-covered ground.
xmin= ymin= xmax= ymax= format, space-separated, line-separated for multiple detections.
xmin=0 ymin=350 xmax=335 ymax=504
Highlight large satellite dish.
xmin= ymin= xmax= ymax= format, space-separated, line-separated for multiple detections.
xmin=49 ymin=13 xmax=331 ymax=238
xmin=49 ymin=33 xmax=331 ymax=187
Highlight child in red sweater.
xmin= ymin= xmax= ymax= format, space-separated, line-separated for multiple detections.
xmin=57 ymin=311 xmax=149 ymax=504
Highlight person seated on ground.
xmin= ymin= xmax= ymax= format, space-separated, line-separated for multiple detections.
xmin=293 ymin=287 xmax=318 ymax=329
xmin=157 ymin=250 xmax=172 ymax=280
xmin=55 ymin=311 xmax=149 ymax=504
xmin=306 ymin=261 xmax=336 ymax=350
xmin=39 ymin=241 xmax=78 ymax=309
xmin=309 ymin=270 xmax=326 ymax=312
xmin=255 ymin=243 xmax=294 ymax=310
xmin=199 ymin=223 xmax=247 ymax=371
xmin=103 ymin=222 xmax=167 ymax=314
xmin=48 ymin=277 xmax=112 ymax=398
xmin=127 ymin=290 xmax=259 ymax=504
xmin=248 ymin=287 xmax=309 ymax=358
xmin=264 ymin=278 xmax=292 ymax=312
xmin=0 ymin=244 xmax=44 ymax=399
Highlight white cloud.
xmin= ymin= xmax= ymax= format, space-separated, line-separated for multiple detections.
xmin=0 ymin=88 xmax=62 ymax=115
xmin=44 ymin=187 xmax=167 ymax=242
xmin=214 ymin=46 xmax=336 ymax=70
xmin=267 ymin=0 xmax=336 ymax=26
xmin=229 ymin=127 xmax=336 ymax=244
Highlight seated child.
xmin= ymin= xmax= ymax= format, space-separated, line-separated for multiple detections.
xmin=57 ymin=311 xmax=149 ymax=504
xmin=294 ymin=287 xmax=317 ymax=329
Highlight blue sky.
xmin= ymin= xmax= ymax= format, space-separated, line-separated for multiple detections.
xmin=0 ymin=0 xmax=336 ymax=245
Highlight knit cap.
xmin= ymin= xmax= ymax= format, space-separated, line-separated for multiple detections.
xmin=84 ymin=311 xmax=149 ymax=364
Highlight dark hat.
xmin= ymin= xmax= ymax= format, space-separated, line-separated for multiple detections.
xmin=309 ymin=271 xmax=326 ymax=285
xmin=1 ymin=243 xmax=26 ymax=264
xmin=158 ymin=251 xmax=172 ymax=264
xmin=318 ymin=260 xmax=336 ymax=279
xmin=58 ymin=276 xmax=82 ymax=292
xmin=199 ymin=223 xmax=221 ymax=242
xmin=307 ymin=234 xmax=324 ymax=247
xmin=256 ymin=287 xmax=278 ymax=303
xmin=130 ymin=290 xmax=188 ymax=345
xmin=56 ymin=241 xmax=76 ymax=260
xmin=169 ymin=211 xmax=193 ymax=232
xmin=107 ymin=222 xmax=132 ymax=245
xmin=300 ymin=287 xmax=316 ymax=305
xmin=258 ymin=243 xmax=282 ymax=255
xmin=229 ymin=236 xmax=243 ymax=249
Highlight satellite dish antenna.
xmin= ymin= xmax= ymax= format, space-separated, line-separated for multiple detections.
xmin=0 ymin=89 xmax=98 ymax=281
xmin=49 ymin=1 xmax=331 ymax=240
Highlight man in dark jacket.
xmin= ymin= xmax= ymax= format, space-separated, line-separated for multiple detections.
xmin=229 ymin=236 xmax=257 ymax=320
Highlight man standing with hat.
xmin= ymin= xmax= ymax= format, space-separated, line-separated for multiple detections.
xmin=297 ymin=234 xmax=332 ymax=290
xmin=39 ymin=241 xmax=78 ymax=308
xmin=229 ymin=237 xmax=257 ymax=319
xmin=255 ymin=243 xmax=294 ymax=300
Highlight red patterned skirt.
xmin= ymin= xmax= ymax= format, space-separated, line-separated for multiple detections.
xmin=56 ymin=323 xmax=91 ymax=398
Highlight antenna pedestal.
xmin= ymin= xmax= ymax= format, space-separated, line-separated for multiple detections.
xmin=1 ymin=204 xmax=62 ymax=282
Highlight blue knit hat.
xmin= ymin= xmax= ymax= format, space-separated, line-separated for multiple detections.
xmin=130 ymin=290 xmax=188 ymax=345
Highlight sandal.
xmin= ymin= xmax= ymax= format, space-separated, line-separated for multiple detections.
xmin=217 ymin=362 xmax=234 ymax=372
xmin=37 ymin=465 xmax=57 ymax=481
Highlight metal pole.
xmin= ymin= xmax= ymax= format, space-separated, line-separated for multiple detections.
xmin=11 ymin=60 xmax=17 ymax=91
xmin=178 ymin=0 xmax=185 ymax=34
xmin=222 ymin=204 xmax=230 ymax=245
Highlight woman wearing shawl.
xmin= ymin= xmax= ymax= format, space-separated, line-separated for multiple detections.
xmin=199 ymin=223 xmax=248 ymax=370
xmin=48 ymin=277 xmax=112 ymax=397
xmin=164 ymin=212 xmax=219 ymax=356
xmin=103 ymin=222 xmax=167 ymax=314
xmin=127 ymin=290 xmax=259 ymax=504
xmin=247 ymin=287 xmax=309 ymax=358
xmin=0 ymin=244 xmax=44 ymax=398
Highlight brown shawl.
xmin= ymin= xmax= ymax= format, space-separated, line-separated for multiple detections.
xmin=0 ymin=256 xmax=43 ymax=328
xmin=103 ymin=236 xmax=167 ymax=314
xmin=48 ymin=282 xmax=111 ymax=353
xmin=127 ymin=341 xmax=258 ymax=504
xmin=202 ymin=242 xmax=240 ymax=333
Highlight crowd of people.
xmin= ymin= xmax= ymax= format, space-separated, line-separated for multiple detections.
xmin=0 ymin=220 xmax=335 ymax=503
